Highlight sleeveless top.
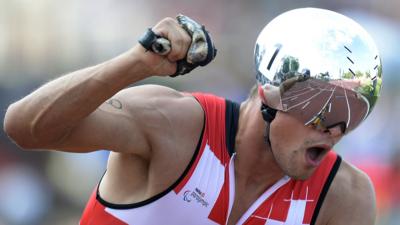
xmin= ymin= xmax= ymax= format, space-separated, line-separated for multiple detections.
xmin=80 ymin=92 xmax=342 ymax=225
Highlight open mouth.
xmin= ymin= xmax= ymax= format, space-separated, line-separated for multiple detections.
xmin=305 ymin=146 xmax=330 ymax=167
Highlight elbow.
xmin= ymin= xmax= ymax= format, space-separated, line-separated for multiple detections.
xmin=4 ymin=103 xmax=21 ymax=140
xmin=3 ymin=102 xmax=40 ymax=150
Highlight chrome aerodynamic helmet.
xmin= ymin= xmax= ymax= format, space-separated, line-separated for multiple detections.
xmin=255 ymin=8 xmax=382 ymax=134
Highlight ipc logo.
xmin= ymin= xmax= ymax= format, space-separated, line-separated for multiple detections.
xmin=183 ymin=190 xmax=192 ymax=202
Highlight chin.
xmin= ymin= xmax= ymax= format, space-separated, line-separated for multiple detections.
xmin=286 ymin=169 xmax=314 ymax=180
xmin=290 ymin=174 xmax=310 ymax=181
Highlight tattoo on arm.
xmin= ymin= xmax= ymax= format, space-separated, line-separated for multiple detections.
xmin=106 ymin=98 xmax=123 ymax=109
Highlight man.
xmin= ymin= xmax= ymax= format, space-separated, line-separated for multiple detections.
xmin=3 ymin=8 xmax=381 ymax=225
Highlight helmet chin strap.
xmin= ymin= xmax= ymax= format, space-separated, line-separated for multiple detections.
xmin=261 ymin=103 xmax=277 ymax=148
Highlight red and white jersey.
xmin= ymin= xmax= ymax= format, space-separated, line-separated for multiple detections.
xmin=80 ymin=93 xmax=341 ymax=225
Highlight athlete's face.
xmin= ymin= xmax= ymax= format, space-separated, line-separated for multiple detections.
xmin=269 ymin=111 xmax=343 ymax=180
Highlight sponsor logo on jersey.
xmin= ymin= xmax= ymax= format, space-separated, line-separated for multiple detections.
xmin=183 ymin=188 xmax=209 ymax=207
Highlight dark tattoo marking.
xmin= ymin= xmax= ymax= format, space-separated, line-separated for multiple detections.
xmin=106 ymin=98 xmax=123 ymax=109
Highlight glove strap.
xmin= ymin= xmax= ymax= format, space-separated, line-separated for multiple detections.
xmin=199 ymin=26 xmax=217 ymax=66
xmin=138 ymin=28 xmax=159 ymax=51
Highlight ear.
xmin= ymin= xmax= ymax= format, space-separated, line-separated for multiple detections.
xmin=257 ymin=84 xmax=284 ymax=111
xmin=258 ymin=85 xmax=268 ymax=104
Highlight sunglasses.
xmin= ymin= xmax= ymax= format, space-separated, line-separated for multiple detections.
xmin=260 ymin=76 xmax=375 ymax=134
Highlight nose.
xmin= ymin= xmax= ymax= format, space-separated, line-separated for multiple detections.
xmin=326 ymin=122 xmax=346 ymax=136
xmin=326 ymin=125 xmax=343 ymax=138
xmin=322 ymin=124 xmax=345 ymax=146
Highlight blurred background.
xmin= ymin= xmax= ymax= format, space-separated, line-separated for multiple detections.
xmin=0 ymin=0 xmax=399 ymax=224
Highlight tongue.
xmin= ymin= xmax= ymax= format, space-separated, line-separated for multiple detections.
xmin=308 ymin=148 xmax=319 ymax=161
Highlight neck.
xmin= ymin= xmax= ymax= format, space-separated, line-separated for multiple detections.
xmin=234 ymin=97 xmax=285 ymax=192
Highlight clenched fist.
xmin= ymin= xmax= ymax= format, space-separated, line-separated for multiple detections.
xmin=135 ymin=15 xmax=216 ymax=77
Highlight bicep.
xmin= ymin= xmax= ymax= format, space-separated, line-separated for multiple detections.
xmin=54 ymin=96 xmax=149 ymax=154
xmin=52 ymin=85 xmax=203 ymax=156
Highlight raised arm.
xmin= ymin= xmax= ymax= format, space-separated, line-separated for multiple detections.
xmin=3 ymin=17 xmax=197 ymax=154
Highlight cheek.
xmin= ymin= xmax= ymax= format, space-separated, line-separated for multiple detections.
xmin=272 ymin=146 xmax=314 ymax=179
xmin=271 ymin=147 xmax=306 ymax=180
xmin=269 ymin=120 xmax=311 ymax=178
xmin=269 ymin=127 xmax=299 ymax=171
xmin=269 ymin=120 xmax=303 ymax=151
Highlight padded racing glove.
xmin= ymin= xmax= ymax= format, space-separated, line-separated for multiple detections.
xmin=138 ymin=14 xmax=217 ymax=77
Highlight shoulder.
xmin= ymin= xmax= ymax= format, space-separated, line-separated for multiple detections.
xmin=318 ymin=159 xmax=376 ymax=225
xmin=116 ymin=84 xmax=196 ymax=104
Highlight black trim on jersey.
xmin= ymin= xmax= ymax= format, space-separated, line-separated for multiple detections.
xmin=96 ymin=117 xmax=205 ymax=209
xmin=310 ymin=155 xmax=342 ymax=225
xmin=225 ymin=99 xmax=240 ymax=156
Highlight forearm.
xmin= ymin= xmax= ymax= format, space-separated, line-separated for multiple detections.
xmin=4 ymin=45 xmax=149 ymax=148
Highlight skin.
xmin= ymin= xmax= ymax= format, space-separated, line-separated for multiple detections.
xmin=3 ymin=17 xmax=376 ymax=225
xmin=228 ymin=97 xmax=375 ymax=225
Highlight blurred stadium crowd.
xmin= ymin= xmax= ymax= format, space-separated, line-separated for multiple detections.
xmin=0 ymin=0 xmax=399 ymax=224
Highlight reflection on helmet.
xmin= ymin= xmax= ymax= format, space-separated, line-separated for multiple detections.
xmin=254 ymin=8 xmax=382 ymax=134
